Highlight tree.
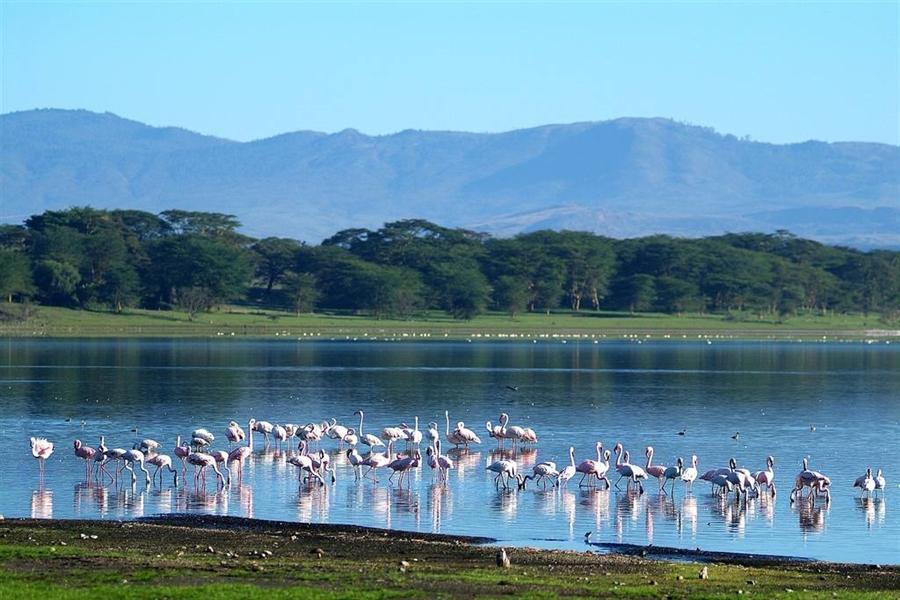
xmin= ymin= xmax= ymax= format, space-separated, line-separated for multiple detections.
xmin=252 ymin=237 xmax=303 ymax=296
xmin=493 ymin=275 xmax=531 ymax=317
xmin=611 ymin=274 xmax=656 ymax=313
xmin=282 ymin=272 xmax=320 ymax=315
xmin=33 ymin=259 xmax=81 ymax=306
xmin=0 ymin=250 xmax=33 ymax=302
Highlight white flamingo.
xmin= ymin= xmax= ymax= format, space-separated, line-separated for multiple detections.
xmin=355 ymin=410 xmax=384 ymax=449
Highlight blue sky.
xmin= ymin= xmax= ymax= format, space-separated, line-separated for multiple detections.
xmin=2 ymin=1 xmax=898 ymax=144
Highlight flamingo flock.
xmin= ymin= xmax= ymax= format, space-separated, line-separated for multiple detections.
xmin=31 ymin=409 xmax=887 ymax=513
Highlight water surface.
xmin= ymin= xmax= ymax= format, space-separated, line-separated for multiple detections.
xmin=1 ymin=339 xmax=897 ymax=564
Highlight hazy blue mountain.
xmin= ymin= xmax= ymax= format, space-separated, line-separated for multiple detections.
xmin=2 ymin=109 xmax=898 ymax=247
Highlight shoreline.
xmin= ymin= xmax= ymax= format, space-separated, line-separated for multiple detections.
xmin=1 ymin=516 xmax=897 ymax=598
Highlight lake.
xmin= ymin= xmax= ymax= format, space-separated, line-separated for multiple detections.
xmin=1 ymin=338 xmax=897 ymax=564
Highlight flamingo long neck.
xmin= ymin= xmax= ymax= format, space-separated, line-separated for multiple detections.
xmin=615 ymin=446 xmax=623 ymax=467
xmin=445 ymin=411 xmax=451 ymax=435
xmin=596 ymin=443 xmax=602 ymax=463
xmin=569 ymin=447 xmax=575 ymax=467
xmin=646 ymin=447 xmax=653 ymax=469
xmin=247 ymin=424 xmax=253 ymax=448
xmin=358 ymin=412 xmax=365 ymax=436
xmin=414 ymin=416 xmax=418 ymax=432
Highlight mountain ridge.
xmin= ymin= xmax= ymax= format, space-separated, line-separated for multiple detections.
xmin=2 ymin=109 xmax=898 ymax=247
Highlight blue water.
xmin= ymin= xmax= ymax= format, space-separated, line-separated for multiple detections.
xmin=1 ymin=339 xmax=897 ymax=563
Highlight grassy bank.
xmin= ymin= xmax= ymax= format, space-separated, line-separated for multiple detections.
xmin=1 ymin=305 xmax=897 ymax=340
xmin=1 ymin=517 xmax=897 ymax=599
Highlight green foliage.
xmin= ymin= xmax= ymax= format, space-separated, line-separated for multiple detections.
xmin=8 ymin=207 xmax=900 ymax=320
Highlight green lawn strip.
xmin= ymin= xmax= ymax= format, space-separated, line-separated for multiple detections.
xmin=1 ymin=305 xmax=893 ymax=339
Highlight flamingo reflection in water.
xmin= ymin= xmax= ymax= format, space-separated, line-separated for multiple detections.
xmin=31 ymin=488 xmax=53 ymax=519
xmin=857 ymin=497 xmax=886 ymax=529
xmin=795 ymin=498 xmax=829 ymax=534
xmin=580 ymin=487 xmax=612 ymax=532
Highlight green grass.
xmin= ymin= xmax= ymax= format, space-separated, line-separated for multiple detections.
xmin=1 ymin=303 xmax=897 ymax=340
xmin=0 ymin=519 xmax=897 ymax=599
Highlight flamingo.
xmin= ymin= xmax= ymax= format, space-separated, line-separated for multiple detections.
xmin=123 ymin=447 xmax=152 ymax=487
xmin=388 ymin=450 xmax=420 ymax=487
xmin=272 ymin=424 xmax=289 ymax=449
xmin=557 ymin=447 xmax=577 ymax=488
xmin=853 ymin=468 xmax=876 ymax=497
xmin=523 ymin=461 xmax=559 ymax=489
xmin=361 ymin=440 xmax=393 ymax=481
xmin=576 ymin=442 xmax=607 ymax=488
xmin=726 ymin=457 xmax=752 ymax=497
xmin=680 ymin=454 xmax=698 ymax=492
xmin=485 ymin=420 xmax=504 ymax=446
xmin=30 ymin=437 xmax=54 ymax=477
xmin=874 ymin=468 xmax=886 ymax=498
xmin=520 ymin=427 xmax=538 ymax=445
xmin=298 ymin=422 xmax=325 ymax=447
xmin=381 ymin=423 xmax=406 ymax=445
xmin=427 ymin=422 xmax=440 ymax=447
xmin=444 ymin=410 xmax=467 ymax=449
xmin=346 ymin=447 xmax=365 ymax=480
xmin=406 ymin=416 xmax=423 ymax=448
xmin=790 ymin=458 xmax=831 ymax=504
xmin=288 ymin=441 xmax=325 ymax=485
xmin=342 ymin=428 xmax=359 ymax=447
xmin=191 ymin=428 xmax=215 ymax=446
xmin=146 ymin=453 xmax=178 ymax=486
xmin=252 ymin=419 xmax=274 ymax=445
xmin=174 ymin=435 xmax=191 ymax=477
xmin=103 ymin=446 xmax=127 ymax=484
xmin=453 ymin=420 xmax=481 ymax=449
xmin=138 ymin=439 xmax=160 ymax=457
xmin=73 ymin=440 xmax=96 ymax=478
xmin=188 ymin=452 xmax=226 ymax=488
xmin=486 ymin=458 xmax=524 ymax=489
xmin=94 ymin=436 xmax=109 ymax=480
xmin=426 ymin=444 xmax=440 ymax=481
xmin=645 ymin=446 xmax=668 ymax=492
xmin=436 ymin=439 xmax=454 ymax=483
xmin=326 ymin=419 xmax=350 ymax=446
xmin=661 ymin=457 xmax=683 ymax=496
xmin=498 ymin=413 xmax=526 ymax=446
xmin=210 ymin=450 xmax=230 ymax=484
xmin=753 ymin=456 xmax=776 ymax=497
xmin=354 ymin=410 xmax=384 ymax=449
xmin=613 ymin=445 xmax=646 ymax=493
xmin=227 ymin=419 xmax=254 ymax=486
xmin=225 ymin=421 xmax=245 ymax=444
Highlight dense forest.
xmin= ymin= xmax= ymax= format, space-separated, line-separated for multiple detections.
xmin=1 ymin=208 xmax=898 ymax=322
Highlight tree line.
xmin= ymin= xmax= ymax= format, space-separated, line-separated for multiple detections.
xmin=1 ymin=207 xmax=898 ymax=322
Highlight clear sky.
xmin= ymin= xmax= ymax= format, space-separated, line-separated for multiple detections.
xmin=1 ymin=1 xmax=898 ymax=144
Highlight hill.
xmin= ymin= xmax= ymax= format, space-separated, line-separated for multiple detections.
xmin=2 ymin=109 xmax=898 ymax=246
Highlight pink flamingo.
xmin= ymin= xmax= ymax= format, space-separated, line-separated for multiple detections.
xmin=227 ymin=419 xmax=253 ymax=486
xmin=452 ymin=420 xmax=482 ymax=450
xmin=225 ymin=421 xmax=245 ymax=444
xmin=576 ymin=442 xmax=606 ymax=488
xmin=174 ymin=435 xmax=191 ymax=477
xmin=288 ymin=441 xmax=326 ymax=486
xmin=146 ymin=453 xmax=178 ymax=486
xmin=123 ymin=447 xmax=151 ymax=487
xmin=73 ymin=440 xmax=96 ymax=478
xmin=252 ymin=419 xmax=274 ymax=446
xmin=388 ymin=450 xmax=420 ymax=487
xmin=187 ymin=452 xmax=226 ymax=489
xmin=354 ymin=410 xmax=384 ymax=449
xmin=210 ymin=450 xmax=230 ymax=484
xmin=486 ymin=458 xmax=524 ymax=490
xmin=30 ymin=437 xmax=54 ymax=477
xmin=753 ymin=456 xmax=776 ymax=497
xmin=790 ymin=458 xmax=831 ymax=504
xmin=645 ymin=446 xmax=668 ymax=492
xmin=485 ymin=420 xmax=504 ymax=446
xmin=361 ymin=440 xmax=393 ymax=482
xmin=436 ymin=439 xmax=454 ymax=483
xmin=498 ymin=413 xmax=526 ymax=447
xmin=523 ymin=461 xmax=559 ymax=489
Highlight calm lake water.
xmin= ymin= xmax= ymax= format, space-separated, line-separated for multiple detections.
xmin=1 ymin=339 xmax=898 ymax=564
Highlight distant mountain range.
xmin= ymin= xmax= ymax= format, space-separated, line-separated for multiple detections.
xmin=2 ymin=109 xmax=898 ymax=248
